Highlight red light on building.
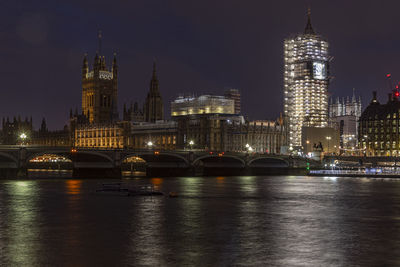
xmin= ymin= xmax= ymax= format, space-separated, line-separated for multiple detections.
xmin=387 ymin=73 xmax=391 ymax=77
xmin=395 ymin=92 xmax=399 ymax=97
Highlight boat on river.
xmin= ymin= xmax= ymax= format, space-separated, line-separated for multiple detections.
xmin=96 ymin=183 xmax=163 ymax=196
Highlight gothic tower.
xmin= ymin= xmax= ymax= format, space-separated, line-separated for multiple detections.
xmin=144 ymin=62 xmax=164 ymax=122
xmin=82 ymin=32 xmax=118 ymax=124
xmin=283 ymin=8 xmax=330 ymax=149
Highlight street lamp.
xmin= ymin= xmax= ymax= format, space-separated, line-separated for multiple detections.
xmin=19 ymin=133 xmax=27 ymax=145
xmin=306 ymin=140 xmax=310 ymax=154
xmin=245 ymin=143 xmax=254 ymax=152
xmin=189 ymin=140 xmax=194 ymax=150
xmin=147 ymin=141 xmax=153 ymax=149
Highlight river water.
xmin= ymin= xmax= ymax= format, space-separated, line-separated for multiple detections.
xmin=1 ymin=176 xmax=400 ymax=266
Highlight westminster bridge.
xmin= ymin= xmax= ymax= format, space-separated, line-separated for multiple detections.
xmin=0 ymin=146 xmax=319 ymax=178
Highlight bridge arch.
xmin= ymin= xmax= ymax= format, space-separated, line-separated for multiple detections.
xmin=248 ymin=157 xmax=289 ymax=168
xmin=27 ymin=152 xmax=72 ymax=163
xmin=0 ymin=151 xmax=18 ymax=164
xmin=123 ymin=152 xmax=189 ymax=166
xmin=72 ymin=151 xmax=114 ymax=163
xmin=27 ymin=150 xmax=114 ymax=164
xmin=193 ymin=154 xmax=246 ymax=167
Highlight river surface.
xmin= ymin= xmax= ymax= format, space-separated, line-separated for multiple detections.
xmin=1 ymin=175 xmax=400 ymax=266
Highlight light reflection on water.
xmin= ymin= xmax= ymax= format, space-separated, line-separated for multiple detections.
xmin=128 ymin=193 xmax=166 ymax=266
xmin=1 ymin=176 xmax=400 ymax=266
xmin=1 ymin=181 xmax=40 ymax=266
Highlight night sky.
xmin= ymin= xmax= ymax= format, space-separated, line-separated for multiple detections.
xmin=1 ymin=0 xmax=400 ymax=129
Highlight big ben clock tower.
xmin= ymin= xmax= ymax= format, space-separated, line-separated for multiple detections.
xmin=283 ymin=9 xmax=330 ymax=149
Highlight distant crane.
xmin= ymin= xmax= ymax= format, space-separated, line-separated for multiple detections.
xmin=386 ymin=73 xmax=399 ymax=99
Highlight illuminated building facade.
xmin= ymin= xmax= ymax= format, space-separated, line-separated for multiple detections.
xmin=302 ymin=126 xmax=340 ymax=155
xmin=284 ymin=9 xmax=330 ymax=149
xmin=359 ymin=91 xmax=400 ymax=156
xmin=329 ymin=90 xmax=362 ymax=152
xmin=74 ymin=122 xmax=130 ymax=149
xmin=81 ymin=34 xmax=118 ymax=124
xmin=144 ymin=62 xmax=164 ymax=122
xmin=171 ymin=95 xmax=234 ymax=117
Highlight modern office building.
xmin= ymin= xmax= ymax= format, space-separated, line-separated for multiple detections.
xmin=283 ymin=9 xmax=330 ymax=150
xmin=171 ymin=95 xmax=235 ymax=117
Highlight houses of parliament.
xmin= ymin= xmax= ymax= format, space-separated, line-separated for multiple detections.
xmin=73 ymin=34 xmax=166 ymax=149
xmin=0 ymin=33 xmax=286 ymax=155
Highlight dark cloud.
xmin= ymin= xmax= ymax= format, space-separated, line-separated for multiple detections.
xmin=0 ymin=0 xmax=398 ymax=129
xmin=16 ymin=13 xmax=48 ymax=45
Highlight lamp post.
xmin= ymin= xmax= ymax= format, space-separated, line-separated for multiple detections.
xmin=189 ymin=140 xmax=194 ymax=150
xmin=19 ymin=133 xmax=27 ymax=146
xmin=147 ymin=141 xmax=153 ymax=149
xmin=326 ymin=136 xmax=331 ymax=155
xmin=245 ymin=143 xmax=253 ymax=154
xmin=363 ymin=135 xmax=368 ymax=156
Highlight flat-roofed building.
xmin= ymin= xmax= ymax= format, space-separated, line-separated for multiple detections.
xmin=171 ymin=95 xmax=234 ymax=117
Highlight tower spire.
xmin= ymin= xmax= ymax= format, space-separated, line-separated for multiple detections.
xmin=152 ymin=59 xmax=157 ymax=80
xmin=98 ymin=30 xmax=102 ymax=55
xmin=82 ymin=53 xmax=88 ymax=79
xmin=304 ymin=7 xmax=315 ymax=35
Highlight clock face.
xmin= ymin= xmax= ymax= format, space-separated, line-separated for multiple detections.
xmin=313 ymin=62 xmax=326 ymax=80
